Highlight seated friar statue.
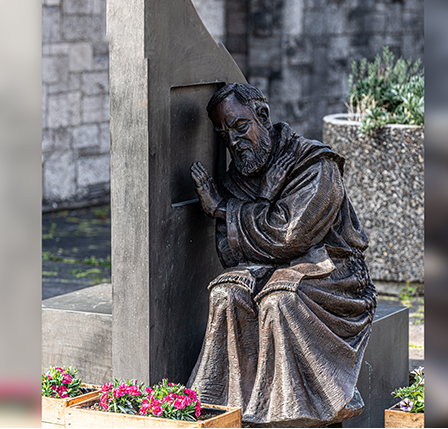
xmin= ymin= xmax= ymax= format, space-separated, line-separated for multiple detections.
xmin=188 ymin=82 xmax=377 ymax=427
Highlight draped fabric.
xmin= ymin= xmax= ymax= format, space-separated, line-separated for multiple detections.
xmin=187 ymin=123 xmax=377 ymax=426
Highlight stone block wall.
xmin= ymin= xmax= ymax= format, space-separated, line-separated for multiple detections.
xmin=241 ymin=0 xmax=424 ymax=140
xmin=42 ymin=0 xmax=110 ymax=209
xmin=42 ymin=0 xmax=424 ymax=206
xmin=41 ymin=0 xmax=224 ymax=209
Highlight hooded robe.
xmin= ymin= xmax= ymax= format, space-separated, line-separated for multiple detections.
xmin=188 ymin=122 xmax=376 ymax=426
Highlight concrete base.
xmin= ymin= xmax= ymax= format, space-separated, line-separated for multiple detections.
xmin=42 ymin=283 xmax=112 ymax=385
xmin=42 ymin=287 xmax=408 ymax=428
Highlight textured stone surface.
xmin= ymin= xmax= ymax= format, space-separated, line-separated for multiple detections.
xmin=323 ymin=114 xmax=424 ymax=283
xmin=42 ymin=0 xmax=110 ymax=206
xmin=42 ymin=0 xmax=424 ymax=208
xmin=240 ymin=0 xmax=424 ymax=140
xmin=43 ymin=151 xmax=77 ymax=201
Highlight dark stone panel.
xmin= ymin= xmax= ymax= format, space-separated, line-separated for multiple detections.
xmin=108 ymin=0 xmax=246 ymax=385
xmin=343 ymin=305 xmax=409 ymax=428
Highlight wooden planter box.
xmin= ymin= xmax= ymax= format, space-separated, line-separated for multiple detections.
xmin=42 ymin=384 xmax=100 ymax=428
xmin=384 ymin=403 xmax=424 ymax=428
xmin=65 ymin=397 xmax=242 ymax=428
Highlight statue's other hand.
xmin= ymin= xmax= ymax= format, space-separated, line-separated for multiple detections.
xmin=190 ymin=161 xmax=210 ymax=188
xmin=258 ymin=153 xmax=295 ymax=202
xmin=190 ymin=162 xmax=223 ymax=218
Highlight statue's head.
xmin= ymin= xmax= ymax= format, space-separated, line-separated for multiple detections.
xmin=207 ymin=83 xmax=273 ymax=176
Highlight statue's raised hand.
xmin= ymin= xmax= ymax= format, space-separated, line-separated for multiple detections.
xmin=191 ymin=162 xmax=223 ymax=218
xmin=258 ymin=153 xmax=295 ymax=202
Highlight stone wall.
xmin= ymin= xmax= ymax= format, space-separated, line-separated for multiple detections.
xmin=42 ymin=0 xmax=110 ymax=209
xmin=323 ymin=115 xmax=424 ymax=284
xmin=243 ymin=0 xmax=424 ymax=140
xmin=41 ymin=0 xmax=224 ymax=209
xmin=42 ymin=0 xmax=424 ymax=206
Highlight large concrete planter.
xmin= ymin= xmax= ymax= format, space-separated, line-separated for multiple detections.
xmin=322 ymin=114 xmax=424 ymax=284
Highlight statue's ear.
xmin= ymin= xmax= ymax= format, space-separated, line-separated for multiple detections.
xmin=256 ymin=104 xmax=271 ymax=129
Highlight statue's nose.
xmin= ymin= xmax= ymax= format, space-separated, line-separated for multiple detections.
xmin=228 ymin=131 xmax=239 ymax=148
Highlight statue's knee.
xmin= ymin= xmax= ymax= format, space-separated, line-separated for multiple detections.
xmin=210 ymin=284 xmax=241 ymax=306
xmin=258 ymin=290 xmax=296 ymax=316
xmin=209 ymin=283 xmax=254 ymax=314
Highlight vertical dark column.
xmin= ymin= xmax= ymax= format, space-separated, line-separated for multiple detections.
xmin=108 ymin=0 xmax=246 ymax=385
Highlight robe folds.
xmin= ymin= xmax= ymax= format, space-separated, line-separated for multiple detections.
xmin=187 ymin=122 xmax=377 ymax=426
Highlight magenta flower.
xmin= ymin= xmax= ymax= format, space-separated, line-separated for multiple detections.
xmin=174 ymin=397 xmax=186 ymax=410
xmin=184 ymin=388 xmax=197 ymax=399
xmin=101 ymin=382 xmax=113 ymax=392
xmin=152 ymin=404 xmax=163 ymax=416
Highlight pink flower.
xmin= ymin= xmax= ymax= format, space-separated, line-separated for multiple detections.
xmin=62 ymin=374 xmax=72 ymax=383
xmin=195 ymin=400 xmax=202 ymax=417
xmin=174 ymin=398 xmax=185 ymax=410
xmin=184 ymin=388 xmax=197 ymax=399
xmin=101 ymin=382 xmax=113 ymax=392
xmin=152 ymin=405 xmax=163 ymax=417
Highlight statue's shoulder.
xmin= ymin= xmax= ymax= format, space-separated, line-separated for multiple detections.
xmin=282 ymin=125 xmax=345 ymax=176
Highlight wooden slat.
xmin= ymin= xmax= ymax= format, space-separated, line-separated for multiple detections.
xmin=65 ymin=398 xmax=242 ymax=428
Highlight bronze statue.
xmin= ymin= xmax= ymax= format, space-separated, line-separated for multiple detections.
xmin=188 ymin=83 xmax=376 ymax=427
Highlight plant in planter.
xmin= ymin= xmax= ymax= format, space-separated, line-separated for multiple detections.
xmin=322 ymin=48 xmax=424 ymax=286
xmin=385 ymin=367 xmax=424 ymax=428
xmin=97 ymin=378 xmax=201 ymax=420
xmin=139 ymin=379 xmax=201 ymax=421
xmin=41 ymin=366 xmax=99 ymax=427
xmin=347 ymin=46 xmax=424 ymax=135
xmin=65 ymin=378 xmax=242 ymax=428
xmin=42 ymin=366 xmax=82 ymax=399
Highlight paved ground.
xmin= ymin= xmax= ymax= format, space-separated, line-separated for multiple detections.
xmin=42 ymin=205 xmax=424 ymax=374
xmin=42 ymin=205 xmax=111 ymax=300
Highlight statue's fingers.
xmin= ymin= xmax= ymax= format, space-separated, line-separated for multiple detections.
xmin=195 ymin=162 xmax=210 ymax=178
xmin=191 ymin=166 xmax=208 ymax=186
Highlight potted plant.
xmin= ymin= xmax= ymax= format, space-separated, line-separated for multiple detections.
xmin=385 ymin=367 xmax=424 ymax=428
xmin=42 ymin=366 xmax=100 ymax=427
xmin=65 ymin=378 xmax=242 ymax=428
xmin=322 ymin=47 xmax=424 ymax=287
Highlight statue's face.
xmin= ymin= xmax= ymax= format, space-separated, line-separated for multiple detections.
xmin=210 ymin=94 xmax=272 ymax=176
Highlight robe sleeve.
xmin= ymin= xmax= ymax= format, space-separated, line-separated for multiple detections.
xmin=225 ymin=157 xmax=345 ymax=264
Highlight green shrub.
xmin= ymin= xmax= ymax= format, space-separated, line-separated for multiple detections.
xmin=347 ymin=47 xmax=424 ymax=135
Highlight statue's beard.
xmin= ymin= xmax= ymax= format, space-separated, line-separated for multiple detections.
xmin=233 ymin=129 xmax=272 ymax=177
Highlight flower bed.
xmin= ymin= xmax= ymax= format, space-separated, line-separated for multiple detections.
xmin=385 ymin=367 xmax=424 ymax=428
xmin=66 ymin=398 xmax=241 ymax=428
xmin=65 ymin=378 xmax=242 ymax=428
